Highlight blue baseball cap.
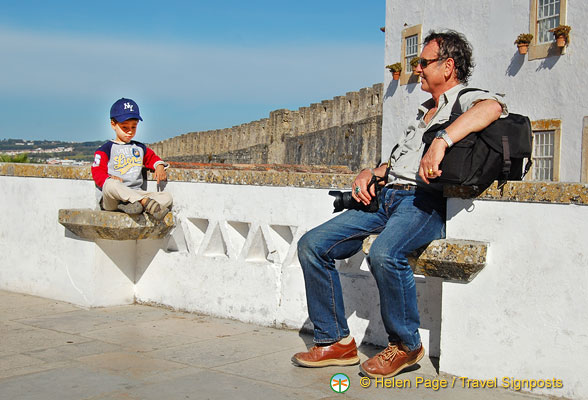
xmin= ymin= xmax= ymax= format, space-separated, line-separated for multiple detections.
xmin=110 ymin=98 xmax=143 ymax=122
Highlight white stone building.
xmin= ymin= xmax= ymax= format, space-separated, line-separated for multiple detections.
xmin=383 ymin=0 xmax=587 ymax=183
xmin=382 ymin=1 xmax=588 ymax=398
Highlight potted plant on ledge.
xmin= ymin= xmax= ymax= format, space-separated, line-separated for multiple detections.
xmin=549 ymin=25 xmax=571 ymax=47
xmin=386 ymin=63 xmax=402 ymax=80
xmin=514 ymin=33 xmax=533 ymax=55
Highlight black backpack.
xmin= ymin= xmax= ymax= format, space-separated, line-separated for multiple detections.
xmin=422 ymin=88 xmax=533 ymax=187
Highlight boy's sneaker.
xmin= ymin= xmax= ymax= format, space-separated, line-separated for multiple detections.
xmin=291 ymin=338 xmax=360 ymax=367
xmin=359 ymin=342 xmax=424 ymax=378
xmin=143 ymin=198 xmax=169 ymax=221
xmin=117 ymin=201 xmax=143 ymax=215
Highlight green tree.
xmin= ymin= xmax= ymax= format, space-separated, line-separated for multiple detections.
xmin=0 ymin=153 xmax=30 ymax=163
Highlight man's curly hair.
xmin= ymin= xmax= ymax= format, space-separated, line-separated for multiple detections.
xmin=423 ymin=30 xmax=474 ymax=84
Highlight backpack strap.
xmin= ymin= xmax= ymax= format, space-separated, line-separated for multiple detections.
xmin=462 ymin=89 xmax=519 ymax=184
xmin=501 ymin=135 xmax=512 ymax=179
xmin=449 ymin=87 xmax=489 ymax=116
xmin=424 ymin=87 xmax=488 ymax=134
xmin=459 ymin=89 xmax=514 ymax=182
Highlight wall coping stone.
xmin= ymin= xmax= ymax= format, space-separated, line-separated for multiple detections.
xmin=2 ymin=162 xmax=588 ymax=204
xmin=58 ymin=208 xmax=174 ymax=240
xmin=444 ymin=181 xmax=588 ymax=205
xmin=0 ymin=162 xmax=355 ymax=189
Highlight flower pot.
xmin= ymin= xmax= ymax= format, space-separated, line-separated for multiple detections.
xmin=517 ymin=43 xmax=529 ymax=55
xmin=392 ymin=71 xmax=401 ymax=80
xmin=556 ymin=35 xmax=566 ymax=47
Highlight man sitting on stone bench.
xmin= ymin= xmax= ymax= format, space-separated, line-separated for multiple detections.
xmin=91 ymin=98 xmax=172 ymax=221
xmin=291 ymin=30 xmax=507 ymax=378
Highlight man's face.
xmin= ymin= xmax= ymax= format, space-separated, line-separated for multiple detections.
xmin=112 ymin=119 xmax=138 ymax=143
xmin=416 ymin=41 xmax=446 ymax=94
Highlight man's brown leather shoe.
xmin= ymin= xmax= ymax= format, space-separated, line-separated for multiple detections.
xmin=359 ymin=342 xmax=424 ymax=378
xmin=291 ymin=338 xmax=360 ymax=367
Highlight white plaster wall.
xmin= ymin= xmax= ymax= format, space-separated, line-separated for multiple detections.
xmin=442 ymin=198 xmax=588 ymax=399
xmin=0 ymin=176 xmax=134 ymax=307
xmin=0 ymin=175 xmax=443 ymax=353
xmin=384 ymin=0 xmax=588 ymax=182
xmin=135 ymin=180 xmax=443 ymax=352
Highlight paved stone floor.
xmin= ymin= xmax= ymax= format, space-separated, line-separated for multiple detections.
xmin=0 ymin=290 xmax=553 ymax=400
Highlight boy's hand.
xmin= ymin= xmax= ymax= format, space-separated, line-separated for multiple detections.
xmin=154 ymin=164 xmax=167 ymax=184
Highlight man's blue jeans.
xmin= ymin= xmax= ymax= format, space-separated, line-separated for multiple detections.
xmin=297 ymin=186 xmax=446 ymax=351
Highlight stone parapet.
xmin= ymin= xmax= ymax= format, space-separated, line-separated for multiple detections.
xmin=0 ymin=162 xmax=92 ymax=180
xmin=444 ymin=181 xmax=588 ymax=205
xmin=3 ymin=163 xmax=588 ymax=205
xmin=149 ymin=83 xmax=384 ymax=170
xmin=165 ymin=162 xmax=355 ymax=188
xmin=0 ymin=162 xmax=355 ymax=189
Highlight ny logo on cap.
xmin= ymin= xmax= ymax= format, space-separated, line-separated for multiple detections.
xmin=124 ymin=102 xmax=134 ymax=112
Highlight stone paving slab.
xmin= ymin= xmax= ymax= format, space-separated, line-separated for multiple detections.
xmin=0 ymin=290 xmax=555 ymax=400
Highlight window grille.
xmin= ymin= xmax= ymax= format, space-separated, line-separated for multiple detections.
xmin=405 ymin=34 xmax=418 ymax=71
xmin=532 ymin=130 xmax=555 ymax=181
xmin=537 ymin=0 xmax=560 ymax=43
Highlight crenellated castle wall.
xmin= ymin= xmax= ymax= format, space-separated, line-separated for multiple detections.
xmin=150 ymin=84 xmax=383 ymax=171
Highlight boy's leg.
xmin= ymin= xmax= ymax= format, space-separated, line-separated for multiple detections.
xmin=136 ymin=191 xmax=173 ymax=220
xmin=101 ymin=179 xmax=146 ymax=211
xmin=143 ymin=192 xmax=173 ymax=209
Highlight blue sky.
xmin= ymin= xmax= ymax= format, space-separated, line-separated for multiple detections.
xmin=0 ymin=1 xmax=384 ymax=143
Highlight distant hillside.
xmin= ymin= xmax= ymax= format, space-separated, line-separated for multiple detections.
xmin=0 ymin=138 xmax=103 ymax=162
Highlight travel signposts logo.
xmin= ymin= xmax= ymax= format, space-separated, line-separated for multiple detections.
xmin=330 ymin=373 xmax=350 ymax=393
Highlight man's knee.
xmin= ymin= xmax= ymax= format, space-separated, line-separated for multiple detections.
xmin=367 ymin=240 xmax=409 ymax=272
xmin=297 ymin=230 xmax=316 ymax=259
xmin=297 ymin=228 xmax=330 ymax=264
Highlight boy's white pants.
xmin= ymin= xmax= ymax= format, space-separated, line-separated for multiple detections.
xmin=101 ymin=178 xmax=173 ymax=211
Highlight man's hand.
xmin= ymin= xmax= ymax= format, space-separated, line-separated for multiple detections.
xmin=153 ymin=164 xmax=167 ymax=184
xmin=419 ymin=138 xmax=447 ymax=184
xmin=352 ymin=165 xmax=387 ymax=205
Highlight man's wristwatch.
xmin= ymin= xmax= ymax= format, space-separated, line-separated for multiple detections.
xmin=435 ymin=129 xmax=453 ymax=148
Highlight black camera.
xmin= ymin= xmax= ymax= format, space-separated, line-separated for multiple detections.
xmin=329 ymin=174 xmax=384 ymax=213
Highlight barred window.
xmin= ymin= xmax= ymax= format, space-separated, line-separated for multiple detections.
xmin=532 ymin=130 xmax=555 ymax=181
xmin=537 ymin=0 xmax=560 ymax=43
xmin=528 ymin=0 xmax=567 ymax=60
xmin=405 ymin=34 xmax=418 ymax=71
xmin=399 ymin=25 xmax=421 ymax=86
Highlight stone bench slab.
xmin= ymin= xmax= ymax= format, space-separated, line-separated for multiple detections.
xmin=58 ymin=209 xmax=174 ymax=241
xmin=362 ymin=236 xmax=488 ymax=282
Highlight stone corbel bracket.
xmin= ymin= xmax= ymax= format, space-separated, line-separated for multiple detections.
xmin=363 ymin=236 xmax=488 ymax=282
xmin=58 ymin=209 xmax=175 ymax=240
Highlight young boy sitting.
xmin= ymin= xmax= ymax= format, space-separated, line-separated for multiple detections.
xmin=91 ymin=98 xmax=172 ymax=220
